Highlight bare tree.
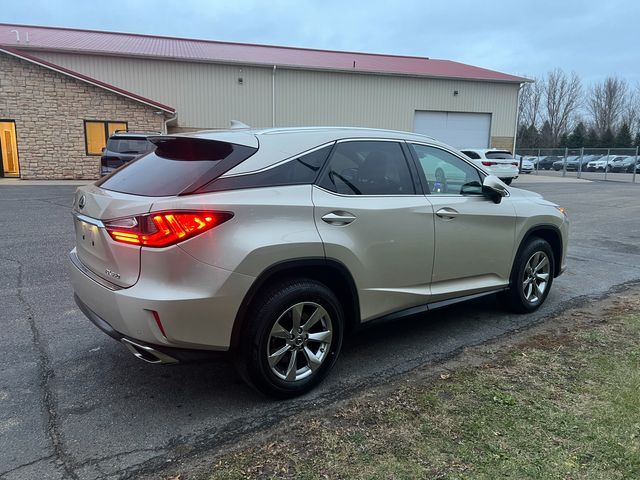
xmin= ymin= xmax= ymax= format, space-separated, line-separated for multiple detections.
xmin=587 ymin=76 xmax=629 ymax=134
xmin=518 ymin=77 xmax=544 ymax=128
xmin=543 ymin=69 xmax=582 ymax=145
xmin=621 ymin=85 xmax=640 ymax=136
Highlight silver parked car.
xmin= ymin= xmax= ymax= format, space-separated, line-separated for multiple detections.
xmin=69 ymin=127 xmax=569 ymax=397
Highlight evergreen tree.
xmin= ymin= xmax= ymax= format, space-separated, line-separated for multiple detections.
xmin=586 ymin=128 xmax=599 ymax=148
xmin=527 ymin=125 xmax=540 ymax=148
xmin=516 ymin=124 xmax=541 ymax=149
xmin=614 ymin=123 xmax=633 ymax=148
xmin=558 ymin=133 xmax=569 ymax=148
xmin=600 ymin=128 xmax=615 ymax=148
xmin=540 ymin=121 xmax=553 ymax=147
xmin=568 ymin=122 xmax=586 ymax=148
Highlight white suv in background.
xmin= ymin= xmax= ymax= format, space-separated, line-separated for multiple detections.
xmin=460 ymin=149 xmax=520 ymax=184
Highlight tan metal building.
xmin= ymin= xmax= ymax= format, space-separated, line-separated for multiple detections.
xmin=0 ymin=23 xmax=527 ymax=179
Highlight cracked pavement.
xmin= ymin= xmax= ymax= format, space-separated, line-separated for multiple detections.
xmin=1 ymin=180 xmax=639 ymax=479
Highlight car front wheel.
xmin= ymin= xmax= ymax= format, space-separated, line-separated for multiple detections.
xmin=234 ymin=278 xmax=344 ymax=398
xmin=500 ymin=237 xmax=554 ymax=313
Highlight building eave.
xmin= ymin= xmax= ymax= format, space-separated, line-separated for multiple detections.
xmin=0 ymin=46 xmax=176 ymax=113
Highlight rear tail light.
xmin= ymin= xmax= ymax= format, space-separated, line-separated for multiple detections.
xmin=481 ymin=161 xmax=496 ymax=166
xmin=105 ymin=211 xmax=233 ymax=247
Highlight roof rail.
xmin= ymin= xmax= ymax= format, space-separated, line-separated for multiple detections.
xmin=112 ymin=129 xmax=162 ymax=135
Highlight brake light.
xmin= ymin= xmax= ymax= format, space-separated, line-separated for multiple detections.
xmin=481 ymin=161 xmax=496 ymax=166
xmin=105 ymin=211 xmax=233 ymax=248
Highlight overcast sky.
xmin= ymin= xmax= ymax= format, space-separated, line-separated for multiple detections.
xmin=3 ymin=0 xmax=638 ymax=86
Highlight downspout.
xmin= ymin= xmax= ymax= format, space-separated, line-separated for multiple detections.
xmin=272 ymin=65 xmax=277 ymax=127
xmin=163 ymin=112 xmax=178 ymax=134
xmin=512 ymin=82 xmax=523 ymax=155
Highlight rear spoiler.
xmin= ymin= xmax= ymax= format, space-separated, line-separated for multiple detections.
xmin=96 ymin=136 xmax=258 ymax=195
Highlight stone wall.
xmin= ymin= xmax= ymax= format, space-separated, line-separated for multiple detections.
xmin=491 ymin=136 xmax=515 ymax=151
xmin=0 ymin=52 xmax=167 ymax=179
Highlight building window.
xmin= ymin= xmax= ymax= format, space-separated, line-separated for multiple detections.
xmin=84 ymin=120 xmax=128 ymax=155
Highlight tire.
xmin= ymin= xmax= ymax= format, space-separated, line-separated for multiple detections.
xmin=500 ymin=237 xmax=555 ymax=313
xmin=234 ymin=278 xmax=344 ymax=398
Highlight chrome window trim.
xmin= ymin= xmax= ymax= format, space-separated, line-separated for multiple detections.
xmin=407 ymin=141 xmax=510 ymax=198
xmin=219 ymin=141 xmax=336 ymax=178
xmin=313 ymin=185 xmax=421 ymax=199
xmin=317 ymin=138 xmax=419 ymax=196
xmin=408 ymin=141 xmax=490 ymax=176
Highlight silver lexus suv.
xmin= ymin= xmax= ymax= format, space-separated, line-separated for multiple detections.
xmin=69 ymin=127 xmax=568 ymax=397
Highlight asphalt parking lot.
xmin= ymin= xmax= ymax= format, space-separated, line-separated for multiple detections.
xmin=1 ymin=178 xmax=639 ymax=479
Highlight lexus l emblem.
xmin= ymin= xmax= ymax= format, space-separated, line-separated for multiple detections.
xmin=78 ymin=195 xmax=86 ymax=209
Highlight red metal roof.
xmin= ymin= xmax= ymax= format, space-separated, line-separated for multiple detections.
xmin=0 ymin=23 xmax=527 ymax=83
xmin=0 ymin=46 xmax=175 ymax=112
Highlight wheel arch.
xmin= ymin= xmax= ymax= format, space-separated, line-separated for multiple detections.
xmin=515 ymin=224 xmax=563 ymax=278
xmin=230 ymin=258 xmax=360 ymax=351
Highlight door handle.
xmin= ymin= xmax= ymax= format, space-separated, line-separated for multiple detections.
xmin=321 ymin=211 xmax=356 ymax=225
xmin=435 ymin=207 xmax=459 ymax=219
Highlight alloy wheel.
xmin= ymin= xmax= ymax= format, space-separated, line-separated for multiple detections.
xmin=522 ymin=251 xmax=550 ymax=303
xmin=267 ymin=302 xmax=333 ymax=382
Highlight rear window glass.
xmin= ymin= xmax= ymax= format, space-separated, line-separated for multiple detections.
xmin=97 ymin=138 xmax=257 ymax=196
xmin=106 ymin=138 xmax=155 ymax=154
xmin=485 ymin=151 xmax=514 ymax=160
xmin=461 ymin=150 xmax=481 ymax=159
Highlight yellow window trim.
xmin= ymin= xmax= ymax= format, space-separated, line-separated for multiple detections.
xmin=84 ymin=120 xmax=128 ymax=156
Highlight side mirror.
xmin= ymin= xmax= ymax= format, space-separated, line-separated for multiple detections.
xmin=482 ymin=175 xmax=508 ymax=204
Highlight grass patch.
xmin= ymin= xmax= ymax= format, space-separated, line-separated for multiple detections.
xmin=201 ymin=308 xmax=640 ymax=480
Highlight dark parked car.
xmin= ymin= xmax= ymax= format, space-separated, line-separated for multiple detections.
xmin=538 ymin=156 xmax=561 ymax=170
xmin=100 ymin=131 xmax=158 ymax=176
xmin=552 ymin=155 xmax=579 ymax=171
xmin=564 ymin=154 xmax=602 ymax=171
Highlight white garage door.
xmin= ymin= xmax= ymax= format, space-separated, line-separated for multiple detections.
xmin=413 ymin=111 xmax=491 ymax=148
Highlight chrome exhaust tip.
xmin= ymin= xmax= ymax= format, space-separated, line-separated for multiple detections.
xmin=121 ymin=338 xmax=179 ymax=365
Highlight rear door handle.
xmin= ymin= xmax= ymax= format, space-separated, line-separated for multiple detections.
xmin=435 ymin=207 xmax=459 ymax=219
xmin=321 ymin=211 xmax=356 ymax=225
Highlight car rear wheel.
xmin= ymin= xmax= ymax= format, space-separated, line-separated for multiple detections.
xmin=501 ymin=178 xmax=513 ymax=185
xmin=500 ymin=237 xmax=554 ymax=313
xmin=234 ymin=278 xmax=344 ymax=398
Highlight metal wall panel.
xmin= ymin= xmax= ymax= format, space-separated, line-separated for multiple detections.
xmin=33 ymin=52 xmax=519 ymax=137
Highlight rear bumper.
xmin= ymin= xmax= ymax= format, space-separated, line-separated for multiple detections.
xmin=487 ymin=166 xmax=519 ymax=179
xmin=69 ymin=246 xmax=255 ymax=351
xmin=74 ymin=294 xmax=225 ymax=363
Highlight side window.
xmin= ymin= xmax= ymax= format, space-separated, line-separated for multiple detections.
xmin=318 ymin=141 xmax=415 ymax=195
xmin=461 ymin=150 xmax=481 ymax=160
xmin=411 ymin=144 xmax=482 ymax=195
xmin=199 ymin=144 xmax=333 ymax=192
